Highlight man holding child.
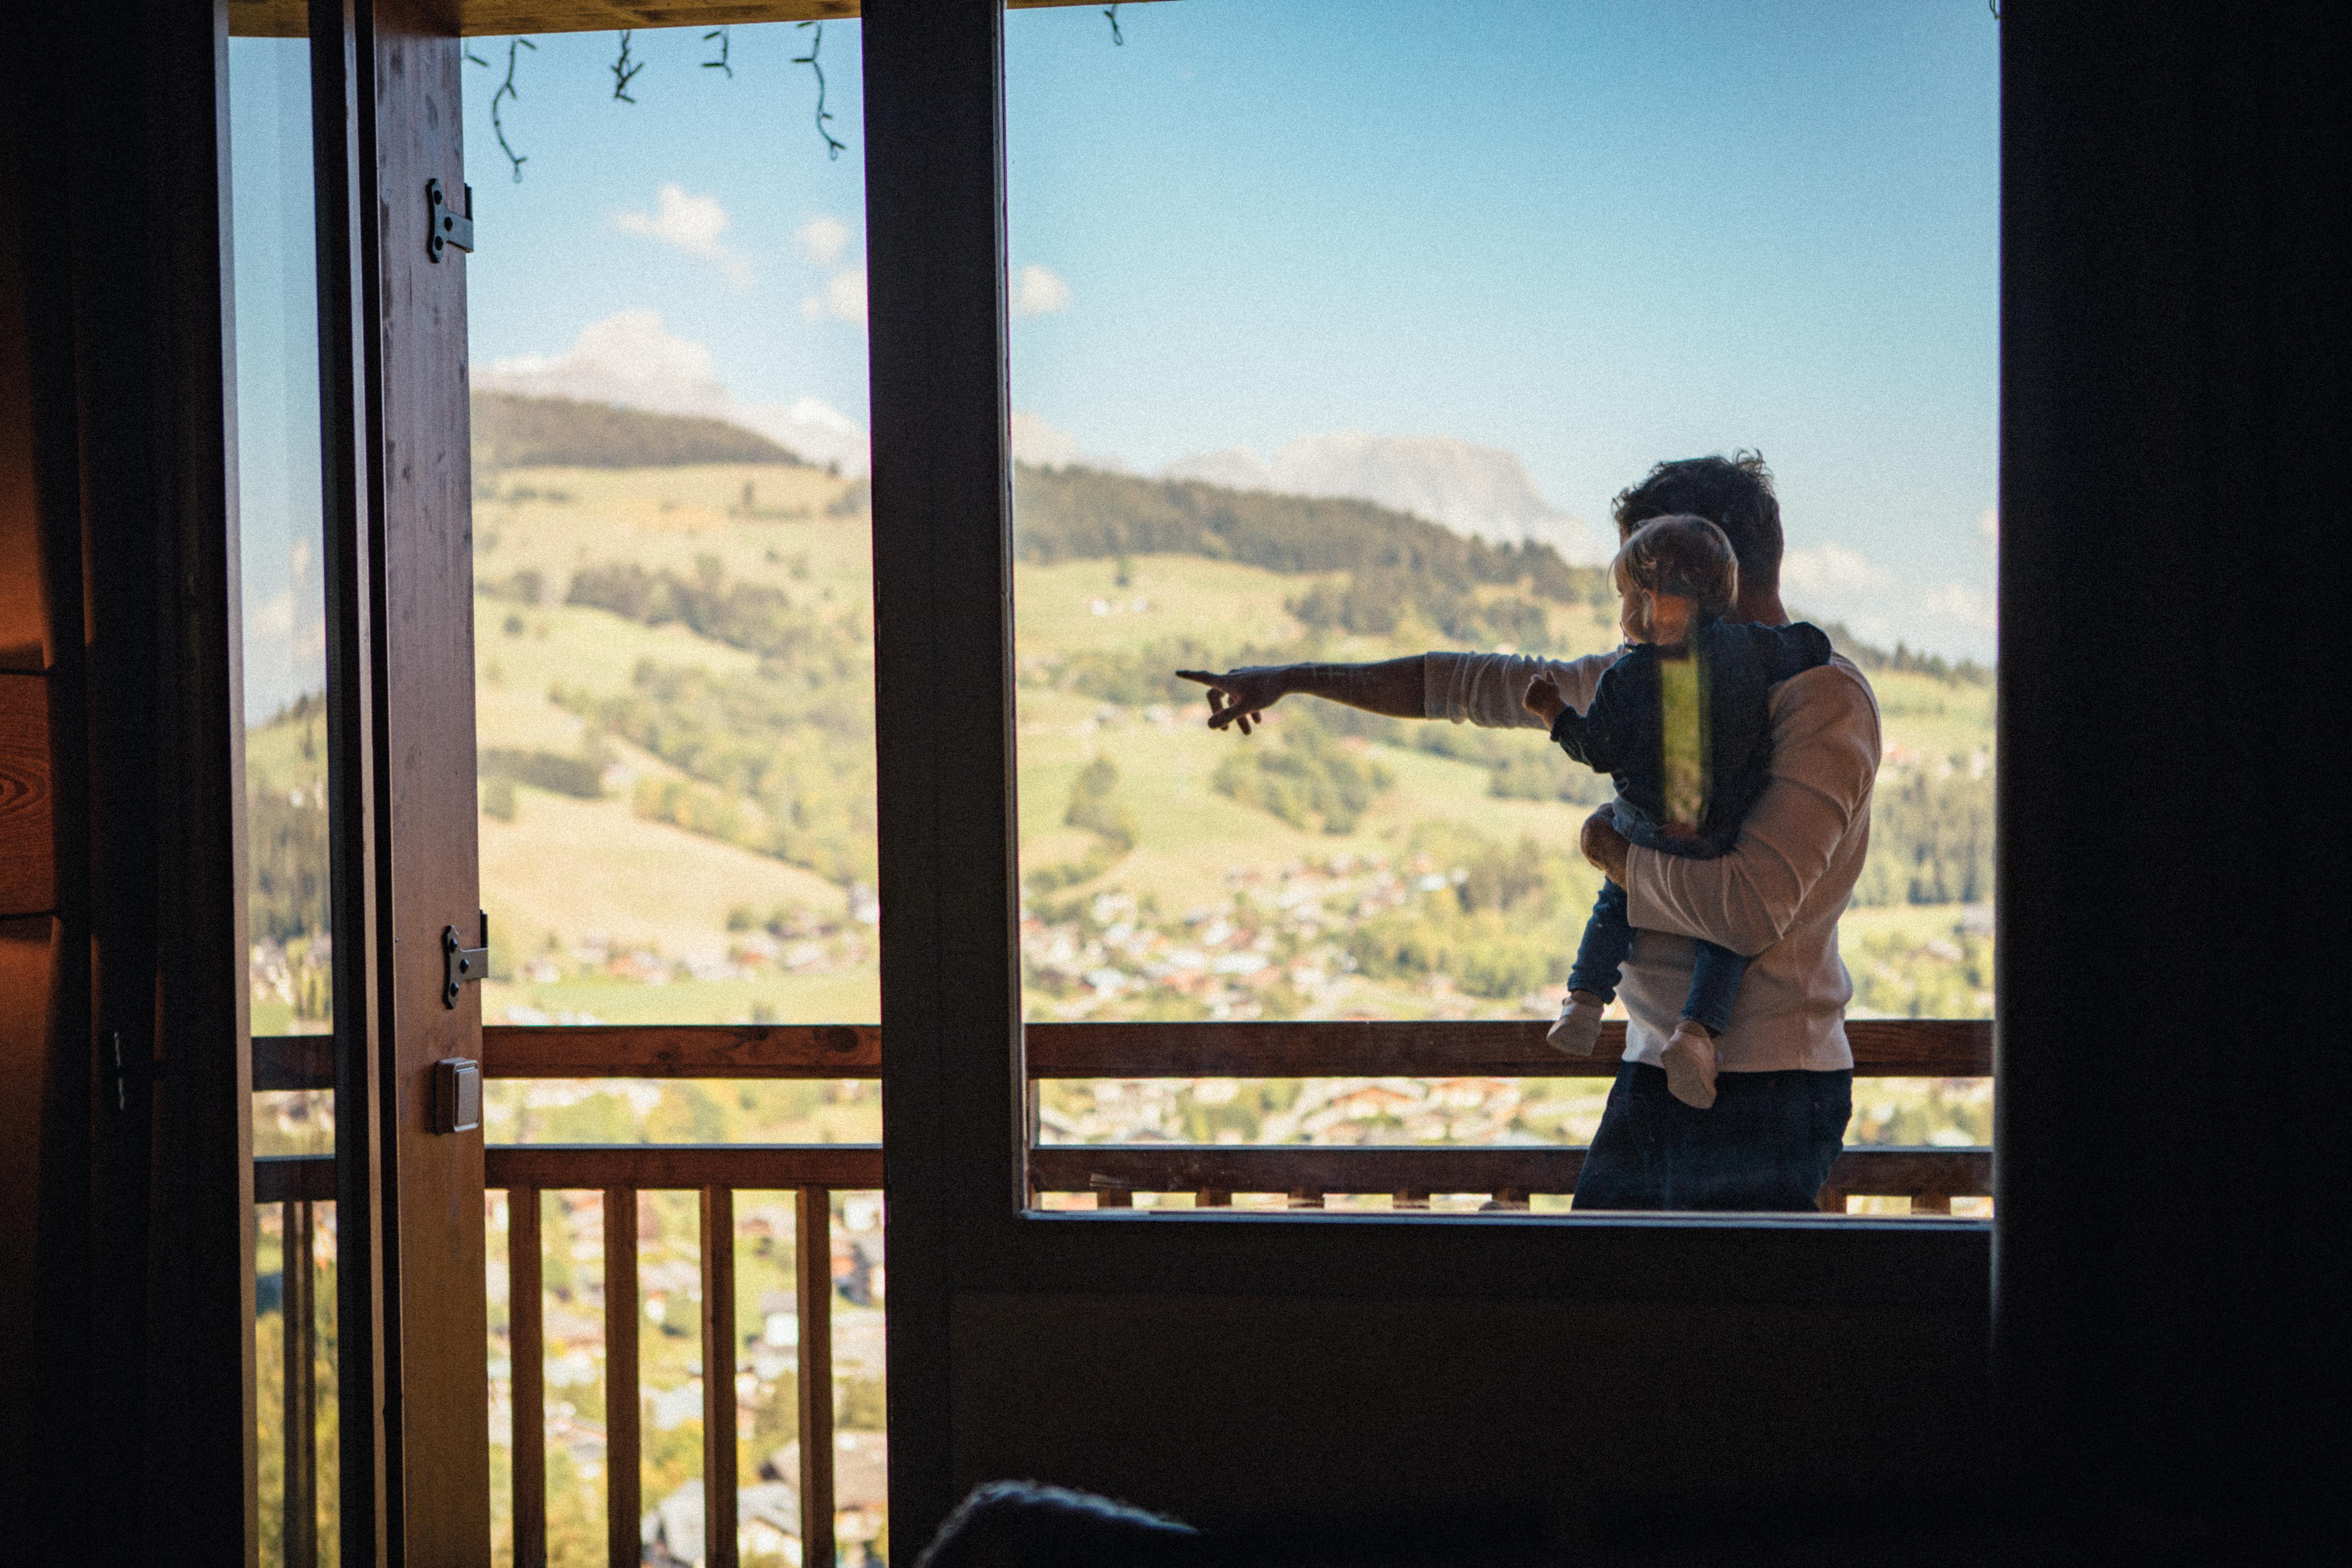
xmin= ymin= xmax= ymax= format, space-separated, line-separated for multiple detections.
xmin=1178 ymin=454 xmax=1880 ymax=1212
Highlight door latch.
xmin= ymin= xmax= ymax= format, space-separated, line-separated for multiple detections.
xmin=443 ymin=911 xmax=488 ymax=1006
xmin=427 ymin=178 xmax=474 ymax=261
xmin=431 ymin=1057 xmax=482 ymax=1134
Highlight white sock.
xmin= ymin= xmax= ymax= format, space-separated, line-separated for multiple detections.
xmin=1662 ymin=1020 xmax=1718 ymax=1110
xmin=1546 ymin=994 xmax=1605 ymax=1056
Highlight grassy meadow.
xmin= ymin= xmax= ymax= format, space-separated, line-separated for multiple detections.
xmin=243 ymin=404 xmax=1996 ymax=1155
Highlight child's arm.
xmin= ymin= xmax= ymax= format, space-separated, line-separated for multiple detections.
xmin=1546 ymin=654 xmax=1646 ymax=775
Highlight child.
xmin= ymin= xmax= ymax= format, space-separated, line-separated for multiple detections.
xmin=1521 ymin=514 xmax=1832 ymax=1109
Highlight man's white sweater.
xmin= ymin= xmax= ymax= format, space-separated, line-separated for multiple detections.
xmin=1425 ymin=646 xmax=1881 ymax=1073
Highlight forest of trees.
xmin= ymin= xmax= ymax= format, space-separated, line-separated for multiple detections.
xmin=553 ymin=557 xmax=879 ymax=889
xmin=471 ymin=391 xmax=804 ymax=471
xmin=1013 ymin=461 xmax=1609 ymax=643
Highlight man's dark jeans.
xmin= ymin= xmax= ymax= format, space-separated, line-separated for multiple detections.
xmin=1574 ymin=1062 xmax=1853 ymax=1212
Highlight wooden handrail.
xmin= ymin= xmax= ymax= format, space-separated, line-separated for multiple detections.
xmin=253 ymin=1017 xmax=1992 ymax=1092
xmin=1028 ymin=1143 xmax=1989 ymax=1203
xmin=486 ymin=1024 xmax=881 ymax=1080
xmin=484 ymin=1143 xmax=884 ymax=1190
xmin=1022 ymin=1018 xmax=1991 ymax=1079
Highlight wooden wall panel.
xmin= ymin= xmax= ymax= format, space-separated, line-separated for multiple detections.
xmin=0 ymin=917 xmax=61 ymax=1535
xmin=0 ymin=674 xmax=50 ymax=915
xmin=0 ymin=134 xmax=47 ymax=674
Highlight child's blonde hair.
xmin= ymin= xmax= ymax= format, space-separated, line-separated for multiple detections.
xmin=1613 ymin=513 xmax=1741 ymax=620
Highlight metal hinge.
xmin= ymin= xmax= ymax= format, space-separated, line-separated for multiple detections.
xmin=443 ymin=911 xmax=489 ymax=1006
xmin=427 ymin=178 xmax=474 ymax=261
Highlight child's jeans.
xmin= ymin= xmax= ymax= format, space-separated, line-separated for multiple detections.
xmin=1566 ymin=879 xmax=1746 ymax=1037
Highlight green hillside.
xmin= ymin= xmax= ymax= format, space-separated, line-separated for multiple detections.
xmin=472 ymin=391 xmax=805 ymax=471
xmin=244 ymin=417 xmax=1995 ymax=1157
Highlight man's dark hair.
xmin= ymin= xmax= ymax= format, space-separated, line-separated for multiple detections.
xmin=1611 ymin=451 xmax=1782 ymax=594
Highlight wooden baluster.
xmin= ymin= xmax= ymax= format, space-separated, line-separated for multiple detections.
xmin=1195 ymin=1188 xmax=1231 ymax=1209
xmin=701 ymin=1187 xmax=740 ymax=1568
xmin=284 ymin=1200 xmax=317 ymax=1568
xmin=1912 ymin=1190 xmax=1953 ymax=1215
xmin=796 ymin=1187 xmax=837 ymax=1568
xmin=604 ymin=1188 xmax=642 ymax=1568
xmin=1287 ymin=1189 xmax=1323 ymax=1209
xmin=1091 ymin=1179 xmax=1132 ymax=1209
xmin=509 ymin=1186 xmax=547 ymax=1568
xmin=1484 ymin=1188 xmax=1529 ymax=1212
xmin=1392 ymin=1189 xmax=1428 ymax=1211
xmin=1817 ymin=1186 xmax=1849 ymax=1215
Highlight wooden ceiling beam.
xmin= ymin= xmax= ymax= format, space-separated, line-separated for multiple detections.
xmin=228 ymin=0 xmax=1156 ymax=40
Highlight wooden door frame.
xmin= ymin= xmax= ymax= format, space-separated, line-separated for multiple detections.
xmin=323 ymin=1 xmax=493 ymax=1561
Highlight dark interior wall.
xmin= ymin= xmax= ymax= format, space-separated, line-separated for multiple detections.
xmin=1994 ymin=1 xmax=2349 ymax=1553
xmin=0 ymin=1 xmax=254 ymax=1558
xmin=950 ymin=1290 xmax=1989 ymax=1533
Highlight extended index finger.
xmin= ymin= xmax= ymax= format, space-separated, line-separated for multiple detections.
xmin=1174 ymin=669 xmax=1226 ymax=687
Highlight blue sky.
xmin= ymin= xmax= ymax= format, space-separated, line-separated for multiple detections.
xmin=230 ymin=36 xmax=327 ymax=724
xmin=432 ymin=2 xmax=1998 ymax=658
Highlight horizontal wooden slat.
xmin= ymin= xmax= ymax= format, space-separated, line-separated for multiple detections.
xmin=247 ymin=1020 xmax=1987 ymax=1092
xmin=1030 ymin=1143 xmax=1990 ymax=1199
xmin=261 ymin=1020 xmax=1986 ymax=1091
xmin=484 ymin=1142 xmax=882 ymax=1190
xmin=1024 ymin=1018 xmax=1992 ymax=1079
xmin=253 ymin=1034 xmax=336 ymax=1093
xmin=483 ymin=1022 xmax=880 ymax=1079
xmin=269 ymin=1142 xmax=1978 ymax=1206
xmin=255 ymin=1154 xmax=337 ymax=1205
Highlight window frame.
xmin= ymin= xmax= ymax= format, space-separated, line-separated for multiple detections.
xmin=863 ymin=0 xmax=1990 ymax=1534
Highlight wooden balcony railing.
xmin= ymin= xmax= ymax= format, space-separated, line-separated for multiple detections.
xmin=253 ymin=1015 xmax=1989 ymax=1564
xmin=254 ymin=1136 xmax=879 ymax=1568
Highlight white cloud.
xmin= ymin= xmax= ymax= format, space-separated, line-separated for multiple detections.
xmin=737 ymin=397 xmax=869 ymax=477
xmin=1012 ymin=264 xmax=1073 ymax=318
xmin=478 ymin=309 xmax=734 ymax=419
xmin=1010 ymin=411 xmax=1082 ymax=467
xmin=254 ymin=587 xmax=296 ymax=639
xmin=1780 ymin=541 xmax=1995 ymax=662
xmin=803 ymin=265 xmax=867 ymax=325
xmin=1781 ymin=543 xmax=1900 ymax=601
xmin=476 ymin=310 xmax=872 ymax=477
xmin=1978 ymin=505 xmax=1998 ymax=547
xmin=615 ymin=184 xmax=752 ymax=291
xmin=793 ymin=215 xmax=852 ymax=265
xmin=1919 ymin=580 xmax=1998 ymax=631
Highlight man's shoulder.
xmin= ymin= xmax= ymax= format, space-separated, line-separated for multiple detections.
xmin=1768 ymin=654 xmax=1882 ymax=744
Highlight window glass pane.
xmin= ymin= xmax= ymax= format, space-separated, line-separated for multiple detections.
xmin=1007 ymin=0 xmax=1996 ymax=1206
xmin=232 ymin=33 xmax=346 ymax=1562
xmin=463 ymin=25 xmax=876 ymax=1036
xmin=231 ymin=30 xmax=333 ymax=1050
